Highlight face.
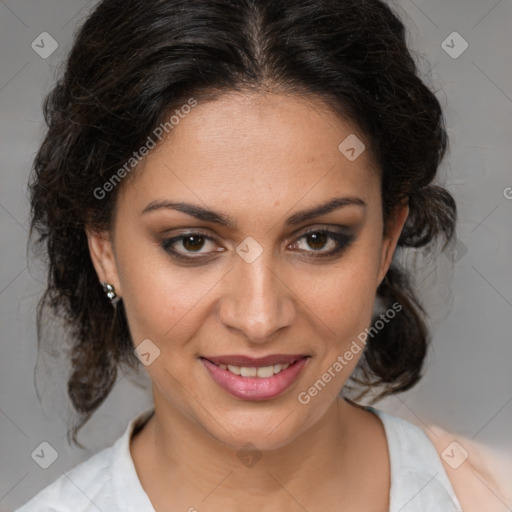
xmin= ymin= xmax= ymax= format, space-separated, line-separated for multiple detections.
xmin=87 ymin=92 xmax=408 ymax=451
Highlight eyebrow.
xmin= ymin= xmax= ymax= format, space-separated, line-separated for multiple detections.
xmin=141 ymin=196 xmax=366 ymax=229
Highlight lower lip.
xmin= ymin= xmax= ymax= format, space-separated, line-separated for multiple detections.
xmin=200 ymin=357 xmax=309 ymax=401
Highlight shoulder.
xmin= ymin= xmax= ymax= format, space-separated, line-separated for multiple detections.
xmin=14 ymin=407 xmax=155 ymax=512
xmin=14 ymin=445 xmax=116 ymax=512
xmin=369 ymin=408 xmax=463 ymax=511
xmin=425 ymin=424 xmax=512 ymax=512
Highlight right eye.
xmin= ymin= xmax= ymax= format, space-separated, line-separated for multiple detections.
xmin=161 ymin=232 xmax=223 ymax=261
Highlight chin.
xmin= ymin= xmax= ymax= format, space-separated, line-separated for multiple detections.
xmin=197 ymin=402 xmax=316 ymax=453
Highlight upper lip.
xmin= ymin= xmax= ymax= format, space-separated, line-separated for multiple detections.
xmin=202 ymin=354 xmax=308 ymax=367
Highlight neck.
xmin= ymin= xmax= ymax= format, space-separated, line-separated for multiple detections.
xmin=131 ymin=393 xmax=387 ymax=511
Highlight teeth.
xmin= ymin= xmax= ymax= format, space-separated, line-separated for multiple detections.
xmin=219 ymin=362 xmax=292 ymax=378
xmin=240 ymin=366 xmax=257 ymax=377
xmin=256 ymin=365 xmax=274 ymax=378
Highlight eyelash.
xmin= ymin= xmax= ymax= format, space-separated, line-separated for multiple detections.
xmin=160 ymin=228 xmax=354 ymax=262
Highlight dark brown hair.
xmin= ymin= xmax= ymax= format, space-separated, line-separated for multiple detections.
xmin=30 ymin=0 xmax=456 ymax=445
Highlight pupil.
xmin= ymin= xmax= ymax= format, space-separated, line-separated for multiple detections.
xmin=308 ymin=232 xmax=327 ymax=250
xmin=183 ymin=235 xmax=204 ymax=252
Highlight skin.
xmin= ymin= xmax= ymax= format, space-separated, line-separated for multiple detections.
xmin=87 ymin=91 xmax=409 ymax=511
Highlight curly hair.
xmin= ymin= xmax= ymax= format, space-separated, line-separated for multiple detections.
xmin=29 ymin=0 xmax=456 ymax=445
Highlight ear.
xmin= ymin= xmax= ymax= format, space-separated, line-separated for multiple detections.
xmin=85 ymin=226 xmax=122 ymax=295
xmin=376 ymin=201 xmax=409 ymax=286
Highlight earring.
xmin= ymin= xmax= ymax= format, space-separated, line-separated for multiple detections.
xmin=102 ymin=282 xmax=121 ymax=304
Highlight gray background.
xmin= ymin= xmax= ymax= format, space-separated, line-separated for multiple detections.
xmin=1 ymin=1 xmax=511 ymax=510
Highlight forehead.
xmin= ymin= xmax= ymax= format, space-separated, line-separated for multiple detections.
xmin=118 ymin=92 xmax=380 ymax=212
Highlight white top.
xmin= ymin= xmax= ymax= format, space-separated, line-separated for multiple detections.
xmin=15 ymin=406 xmax=463 ymax=512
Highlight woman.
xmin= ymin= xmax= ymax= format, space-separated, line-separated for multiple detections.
xmin=16 ymin=0 xmax=508 ymax=511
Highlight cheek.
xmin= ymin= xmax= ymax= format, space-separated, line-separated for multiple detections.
xmin=322 ymin=240 xmax=381 ymax=323
xmin=318 ymin=267 xmax=377 ymax=346
xmin=114 ymin=238 xmax=211 ymax=348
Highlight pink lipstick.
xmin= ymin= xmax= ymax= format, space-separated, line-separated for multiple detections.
xmin=200 ymin=354 xmax=310 ymax=401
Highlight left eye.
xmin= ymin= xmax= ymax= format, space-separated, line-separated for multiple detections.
xmin=291 ymin=230 xmax=342 ymax=252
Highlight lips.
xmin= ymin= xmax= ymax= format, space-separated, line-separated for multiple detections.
xmin=200 ymin=354 xmax=310 ymax=400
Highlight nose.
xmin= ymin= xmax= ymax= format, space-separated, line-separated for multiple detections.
xmin=217 ymin=252 xmax=296 ymax=344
